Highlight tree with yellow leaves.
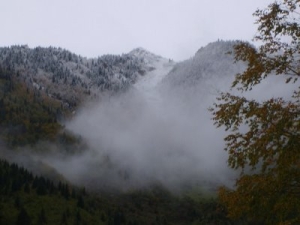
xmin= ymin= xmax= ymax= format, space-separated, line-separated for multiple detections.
xmin=211 ymin=1 xmax=300 ymax=224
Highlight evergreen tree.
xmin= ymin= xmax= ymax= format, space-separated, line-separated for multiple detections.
xmin=60 ymin=212 xmax=68 ymax=225
xmin=16 ymin=208 xmax=31 ymax=225
xmin=37 ymin=208 xmax=47 ymax=225
xmin=77 ymin=195 xmax=84 ymax=209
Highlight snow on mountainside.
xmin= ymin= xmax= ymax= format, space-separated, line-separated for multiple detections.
xmin=2 ymin=40 xmax=288 ymax=192
xmin=0 ymin=45 xmax=160 ymax=110
xmin=61 ymin=41 xmax=244 ymax=191
xmin=130 ymin=47 xmax=163 ymax=64
xmin=0 ymin=41 xmax=244 ymax=112
xmin=161 ymin=40 xmax=246 ymax=97
xmin=133 ymin=50 xmax=175 ymax=103
xmin=0 ymin=41 xmax=247 ymax=191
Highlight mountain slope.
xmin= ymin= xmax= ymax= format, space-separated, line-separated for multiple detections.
xmin=0 ymin=46 xmax=159 ymax=110
xmin=133 ymin=49 xmax=175 ymax=103
xmin=0 ymin=46 xmax=169 ymax=147
xmin=161 ymin=40 xmax=246 ymax=96
xmin=61 ymin=42 xmax=244 ymax=192
xmin=0 ymin=158 xmax=233 ymax=225
xmin=0 ymin=66 xmax=62 ymax=146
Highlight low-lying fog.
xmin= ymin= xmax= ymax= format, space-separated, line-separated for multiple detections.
xmin=46 ymin=61 xmax=296 ymax=192
xmin=43 ymin=57 xmax=240 ymax=192
xmin=3 ymin=42 xmax=297 ymax=193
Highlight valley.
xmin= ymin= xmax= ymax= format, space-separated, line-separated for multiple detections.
xmin=0 ymin=41 xmax=255 ymax=224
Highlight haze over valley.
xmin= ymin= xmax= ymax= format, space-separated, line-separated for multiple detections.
xmin=4 ymin=0 xmax=300 ymax=224
xmin=0 ymin=38 xmax=296 ymax=225
xmin=0 ymin=40 xmax=273 ymax=192
xmin=1 ymin=38 xmax=294 ymax=193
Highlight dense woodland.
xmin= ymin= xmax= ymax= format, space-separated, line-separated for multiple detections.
xmin=0 ymin=159 xmax=234 ymax=225
xmin=0 ymin=45 xmax=151 ymax=113
xmin=0 ymin=66 xmax=62 ymax=146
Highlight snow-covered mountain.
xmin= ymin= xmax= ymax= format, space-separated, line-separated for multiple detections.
xmin=0 ymin=41 xmax=244 ymax=112
xmin=133 ymin=49 xmax=175 ymax=103
xmin=0 ymin=41 xmax=247 ymax=191
xmin=161 ymin=40 xmax=246 ymax=97
xmin=0 ymin=45 xmax=163 ymax=110
xmin=56 ymin=41 xmax=244 ymax=191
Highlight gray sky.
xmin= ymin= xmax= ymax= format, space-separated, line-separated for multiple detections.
xmin=1 ymin=0 xmax=272 ymax=61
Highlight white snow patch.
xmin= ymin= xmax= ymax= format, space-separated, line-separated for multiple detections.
xmin=134 ymin=58 xmax=175 ymax=103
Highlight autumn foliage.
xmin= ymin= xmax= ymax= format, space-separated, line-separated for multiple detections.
xmin=212 ymin=0 xmax=300 ymax=224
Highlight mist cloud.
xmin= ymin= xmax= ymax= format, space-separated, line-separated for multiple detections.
xmin=39 ymin=69 xmax=239 ymax=192
xmin=8 ymin=41 xmax=298 ymax=193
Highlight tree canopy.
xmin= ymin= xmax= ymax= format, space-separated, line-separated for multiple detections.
xmin=211 ymin=0 xmax=300 ymax=224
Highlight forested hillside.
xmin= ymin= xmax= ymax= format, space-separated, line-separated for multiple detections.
xmin=1 ymin=0 xmax=298 ymax=223
xmin=0 ymin=159 xmax=234 ymax=225
xmin=0 ymin=66 xmax=63 ymax=146
xmin=0 ymin=46 xmax=163 ymax=147
xmin=0 ymin=43 xmax=245 ymax=224
xmin=0 ymin=45 xmax=154 ymax=111
xmin=0 ymin=44 xmax=235 ymax=224
xmin=161 ymin=40 xmax=245 ymax=94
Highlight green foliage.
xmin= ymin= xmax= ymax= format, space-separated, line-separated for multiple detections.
xmin=16 ymin=208 xmax=31 ymax=225
xmin=0 ymin=159 xmax=104 ymax=225
xmin=0 ymin=159 xmax=235 ymax=225
xmin=212 ymin=0 xmax=300 ymax=224
xmin=0 ymin=66 xmax=63 ymax=146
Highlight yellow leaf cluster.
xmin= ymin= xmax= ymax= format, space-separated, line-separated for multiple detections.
xmin=212 ymin=0 xmax=300 ymax=224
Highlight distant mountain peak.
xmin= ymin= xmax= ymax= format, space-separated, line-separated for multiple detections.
xmin=195 ymin=40 xmax=239 ymax=56
xmin=130 ymin=47 xmax=148 ymax=52
xmin=162 ymin=40 xmax=246 ymax=90
xmin=130 ymin=47 xmax=153 ymax=55
xmin=129 ymin=47 xmax=163 ymax=64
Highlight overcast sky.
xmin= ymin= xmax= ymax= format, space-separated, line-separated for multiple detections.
xmin=1 ymin=0 xmax=272 ymax=61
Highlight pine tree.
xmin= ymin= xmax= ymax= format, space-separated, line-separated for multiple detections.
xmin=77 ymin=195 xmax=84 ymax=209
xmin=16 ymin=208 xmax=31 ymax=225
xmin=37 ymin=208 xmax=47 ymax=225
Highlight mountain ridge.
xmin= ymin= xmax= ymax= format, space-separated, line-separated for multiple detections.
xmin=0 ymin=40 xmax=242 ymax=189
xmin=161 ymin=40 xmax=246 ymax=95
xmin=0 ymin=45 xmax=165 ymax=111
